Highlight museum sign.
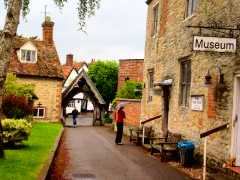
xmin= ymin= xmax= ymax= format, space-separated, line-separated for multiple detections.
xmin=193 ymin=36 xmax=236 ymax=53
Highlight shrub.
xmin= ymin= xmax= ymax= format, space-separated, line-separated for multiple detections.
xmin=2 ymin=73 xmax=37 ymax=119
xmin=116 ymin=80 xmax=143 ymax=99
xmin=2 ymin=94 xmax=33 ymax=119
xmin=4 ymin=73 xmax=37 ymax=100
xmin=2 ymin=119 xmax=32 ymax=144
xmin=103 ymin=114 xmax=113 ymax=124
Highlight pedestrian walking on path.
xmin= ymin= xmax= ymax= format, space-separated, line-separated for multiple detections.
xmin=72 ymin=108 xmax=78 ymax=128
xmin=115 ymin=105 xmax=126 ymax=145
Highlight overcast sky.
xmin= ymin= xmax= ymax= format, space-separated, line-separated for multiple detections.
xmin=0 ymin=0 xmax=147 ymax=64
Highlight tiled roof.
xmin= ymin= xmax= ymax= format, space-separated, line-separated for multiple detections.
xmin=62 ymin=69 xmax=106 ymax=105
xmin=8 ymin=37 xmax=63 ymax=79
xmin=62 ymin=62 xmax=86 ymax=79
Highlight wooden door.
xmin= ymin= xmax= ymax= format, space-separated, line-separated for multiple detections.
xmin=162 ymin=86 xmax=170 ymax=137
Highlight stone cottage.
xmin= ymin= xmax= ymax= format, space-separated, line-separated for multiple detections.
xmin=142 ymin=0 xmax=240 ymax=168
xmin=8 ymin=17 xmax=63 ymax=121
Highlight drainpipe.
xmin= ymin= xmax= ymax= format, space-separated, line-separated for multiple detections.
xmin=203 ymin=137 xmax=207 ymax=180
xmin=142 ymin=125 xmax=145 ymax=145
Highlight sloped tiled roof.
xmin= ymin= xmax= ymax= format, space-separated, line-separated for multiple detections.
xmin=62 ymin=69 xmax=105 ymax=105
xmin=8 ymin=37 xmax=63 ymax=79
xmin=62 ymin=62 xmax=86 ymax=79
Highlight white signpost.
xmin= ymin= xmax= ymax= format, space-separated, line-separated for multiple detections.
xmin=191 ymin=96 xmax=204 ymax=111
xmin=193 ymin=36 xmax=237 ymax=53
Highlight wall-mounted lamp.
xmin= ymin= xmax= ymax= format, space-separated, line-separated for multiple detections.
xmin=37 ymin=102 xmax=42 ymax=107
xmin=205 ymin=65 xmax=224 ymax=85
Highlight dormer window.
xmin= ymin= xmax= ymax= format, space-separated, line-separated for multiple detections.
xmin=21 ymin=49 xmax=36 ymax=62
xmin=18 ymin=41 xmax=38 ymax=63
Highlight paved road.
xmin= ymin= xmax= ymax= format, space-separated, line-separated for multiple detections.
xmin=48 ymin=126 xmax=191 ymax=180
xmin=64 ymin=116 xmax=93 ymax=127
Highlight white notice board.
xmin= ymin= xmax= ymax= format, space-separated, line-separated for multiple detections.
xmin=191 ymin=96 xmax=204 ymax=111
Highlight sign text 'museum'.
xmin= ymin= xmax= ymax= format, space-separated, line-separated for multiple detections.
xmin=193 ymin=36 xmax=236 ymax=53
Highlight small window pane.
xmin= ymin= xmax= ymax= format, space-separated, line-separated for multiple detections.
xmin=187 ymin=0 xmax=192 ymax=17
xmin=33 ymin=108 xmax=38 ymax=116
xmin=180 ymin=61 xmax=191 ymax=106
xmin=26 ymin=51 xmax=31 ymax=61
xmin=193 ymin=0 xmax=198 ymax=11
xmin=152 ymin=4 xmax=159 ymax=36
xmin=148 ymin=70 xmax=154 ymax=102
xmin=38 ymin=109 xmax=44 ymax=117
xmin=21 ymin=50 xmax=26 ymax=60
xmin=186 ymin=0 xmax=197 ymax=17
xmin=31 ymin=51 xmax=36 ymax=61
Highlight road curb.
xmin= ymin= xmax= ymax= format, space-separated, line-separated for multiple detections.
xmin=38 ymin=126 xmax=64 ymax=180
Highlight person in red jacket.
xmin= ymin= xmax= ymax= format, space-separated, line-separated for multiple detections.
xmin=115 ymin=106 xmax=126 ymax=145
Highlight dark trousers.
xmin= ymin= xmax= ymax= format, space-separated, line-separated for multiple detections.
xmin=73 ymin=117 xmax=77 ymax=125
xmin=115 ymin=123 xmax=123 ymax=143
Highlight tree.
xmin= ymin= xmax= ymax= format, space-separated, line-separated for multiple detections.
xmin=0 ymin=0 xmax=100 ymax=158
xmin=88 ymin=60 xmax=118 ymax=110
xmin=116 ymin=80 xmax=143 ymax=99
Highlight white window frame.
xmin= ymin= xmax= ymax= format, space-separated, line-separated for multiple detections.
xmin=148 ymin=69 xmax=154 ymax=102
xmin=33 ymin=107 xmax=46 ymax=118
xmin=186 ymin=0 xmax=198 ymax=18
xmin=20 ymin=49 xmax=37 ymax=63
xmin=152 ymin=3 xmax=160 ymax=37
xmin=67 ymin=102 xmax=75 ymax=107
xmin=180 ymin=60 xmax=191 ymax=107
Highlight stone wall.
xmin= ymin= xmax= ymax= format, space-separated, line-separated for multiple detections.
xmin=142 ymin=0 xmax=240 ymax=167
xmin=118 ymin=59 xmax=144 ymax=90
xmin=17 ymin=77 xmax=62 ymax=121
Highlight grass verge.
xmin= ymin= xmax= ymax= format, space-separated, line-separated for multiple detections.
xmin=0 ymin=122 xmax=62 ymax=180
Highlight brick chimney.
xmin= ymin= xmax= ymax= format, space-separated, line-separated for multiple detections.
xmin=66 ymin=54 xmax=73 ymax=66
xmin=42 ymin=16 xmax=54 ymax=45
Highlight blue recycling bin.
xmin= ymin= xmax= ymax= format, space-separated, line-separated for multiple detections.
xmin=177 ymin=140 xmax=195 ymax=166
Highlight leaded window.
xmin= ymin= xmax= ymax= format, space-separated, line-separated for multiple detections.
xmin=148 ymin=69 xmax=154 ymax=102
xmin=152 ymin=3 xmax=159 ymax=36
xmin=21 ymin=49 xmax=36 ymax=62
xmin=186 ymin=0 xmax=198 ymax=18
xmin=180 ymin=60 xmax=191 ymax=106
xmin=33 ymin=107 xmax=45 ymax=118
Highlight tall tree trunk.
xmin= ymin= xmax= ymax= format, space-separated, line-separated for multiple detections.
xmin=0 ymin=0 xmax=22 ymax=158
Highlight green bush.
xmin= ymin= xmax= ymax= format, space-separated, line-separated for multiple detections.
xmin=103 ymin=114 xmax=113 ymax=124
xmin=2 ymin=73 xmax=37 ymax=119
xmin=116 ymin=80 xmax=143 ymax=99
xmin=2 ymin=119 xmax=32 ymax=145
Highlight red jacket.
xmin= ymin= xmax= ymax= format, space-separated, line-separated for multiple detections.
xmin=115 ymin=109 xmax=125 ymax=123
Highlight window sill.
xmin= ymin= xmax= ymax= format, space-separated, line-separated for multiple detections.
xmin=33 ymin=116 xmax=45 ymax=119
xmin=20 ymin=60 xmax=37 ymax=64
xmin=183 ymin=13 xmax=196 ymax=23
xmin=151 ymin=34 xmax=158 ymax=39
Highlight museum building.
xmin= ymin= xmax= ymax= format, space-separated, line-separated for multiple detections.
xmin=141 ymin=0 xmax=240 ymax=168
